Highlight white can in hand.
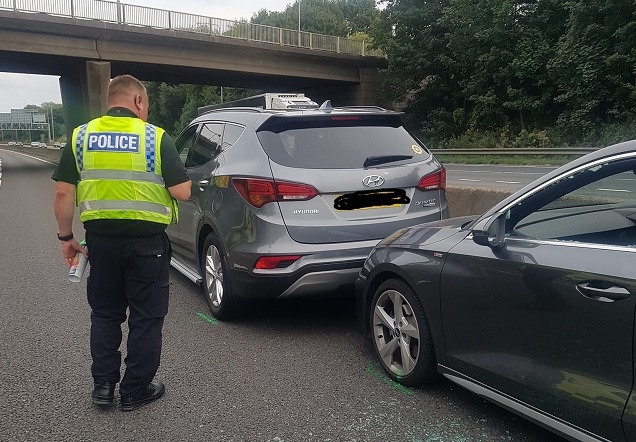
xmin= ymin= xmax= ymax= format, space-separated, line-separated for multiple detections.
xmin=68 ymin=241 xmax=88 ymax=283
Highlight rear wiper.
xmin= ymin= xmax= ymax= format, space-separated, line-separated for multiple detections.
xmin=363 ymin=155 xmax=413 ymax=168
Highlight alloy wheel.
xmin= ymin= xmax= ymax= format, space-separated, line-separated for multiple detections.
xmin=372 ymin=288 xmax=421 ymax=378
xmin=205 ymin=245 xmax=224 ymax=308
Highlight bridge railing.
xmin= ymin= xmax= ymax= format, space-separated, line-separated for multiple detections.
xmin=0 ymin=0 xmax=383 ymax=57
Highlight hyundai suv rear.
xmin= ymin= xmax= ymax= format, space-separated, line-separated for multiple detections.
xmin=167 ymin=99 xmax=448 ymax=319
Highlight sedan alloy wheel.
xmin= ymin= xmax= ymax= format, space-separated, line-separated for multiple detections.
xmin=371 ymin=279 xmax=436 ymax=385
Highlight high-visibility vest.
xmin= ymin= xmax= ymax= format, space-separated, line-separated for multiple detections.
xmin=72 ymin=115 xmax=178 ymax=225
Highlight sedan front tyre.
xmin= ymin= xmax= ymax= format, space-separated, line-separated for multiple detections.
xmin=370 ymin=278 xmax=437 ymax=386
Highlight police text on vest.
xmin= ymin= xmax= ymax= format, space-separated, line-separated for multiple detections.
xmin=87 ymin=133 xmax=141 ymax=153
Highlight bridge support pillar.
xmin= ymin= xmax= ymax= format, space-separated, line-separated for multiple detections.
xmin=305 ymin=67 xmax=383 ymax=108
xmin=59 ymin=60 xmax=110 ymax=140
xmin=349 ymin=67 xmax=382 ymax=106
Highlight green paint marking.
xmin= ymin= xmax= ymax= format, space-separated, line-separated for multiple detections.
xmin=197 ymin=312 xmax=219 ymax=325
xmin=365 ymin=362 xmax=414 ymax=396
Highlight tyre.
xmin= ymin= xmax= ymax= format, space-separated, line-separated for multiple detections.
xmin=370 ymin=278 xmax=437 ymax=386
xmin=201 ymin=232 xmax=237 ymax=320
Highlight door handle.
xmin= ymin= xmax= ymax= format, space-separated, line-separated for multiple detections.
xmin=576 ymin=281 xmax=631 ymax=302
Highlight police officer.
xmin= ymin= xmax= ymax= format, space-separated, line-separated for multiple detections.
xmin=52 ymin=75 xmax=191 ymax=411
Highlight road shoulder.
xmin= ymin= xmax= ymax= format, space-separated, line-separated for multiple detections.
xmin=0 ymin=145 xmax=63 ymax=164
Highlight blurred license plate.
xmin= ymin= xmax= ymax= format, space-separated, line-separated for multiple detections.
xmin=334 ymin=189 xmax=410 ymax=211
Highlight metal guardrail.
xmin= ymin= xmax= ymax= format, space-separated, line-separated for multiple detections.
xmin=430 ymin=148 xmax=598 ymax=156
xmin=0 ymin=0 xmax=382 ymax=57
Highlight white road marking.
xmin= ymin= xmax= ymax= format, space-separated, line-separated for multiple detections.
xmin=597 ymin=188 xmax=631 ymax=193
xmin=13 ymin=153 xmax=55 ymax=164
xmin=458 ymin=178 xmax=482 ymax=182
xmin=496 ymin=181 xmax=522 ymax=184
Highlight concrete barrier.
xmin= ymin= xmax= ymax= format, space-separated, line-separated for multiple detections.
xmin=445 ymin=185 xmax=514 ymax=217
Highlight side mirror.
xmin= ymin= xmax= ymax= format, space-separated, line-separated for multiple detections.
xmin=472 ymin=213 xmax=506 ymax=248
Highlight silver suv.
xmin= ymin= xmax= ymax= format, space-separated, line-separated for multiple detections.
xmin=167 ymin=98 xmax=448 ymax=319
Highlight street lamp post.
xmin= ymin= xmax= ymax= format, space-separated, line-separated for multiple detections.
xmin=298 ymin=0 xmax=301 ymax=46
xmin=50 ymin=105 xmax=55 ymax=141
xmin=47 ymin=106 xmax=52 ymax=142
xmin=47 ymin=104 xmax=55 ymax=143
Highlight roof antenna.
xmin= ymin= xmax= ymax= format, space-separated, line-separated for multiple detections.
xmin=319 ymin=100 xmax=333 ymax=112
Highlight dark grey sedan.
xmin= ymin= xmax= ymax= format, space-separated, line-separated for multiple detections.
xmin=356 ymin=139 xmax=636 ymax=442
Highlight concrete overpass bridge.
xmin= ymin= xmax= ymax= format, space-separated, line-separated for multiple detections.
xmin=0 ymin=0 xmax=386 ymax=137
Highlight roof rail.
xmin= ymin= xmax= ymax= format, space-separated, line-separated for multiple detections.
xmin=196 ymin=102 xmax=393 ymax=117
xmin=337 ymin=105 xmax=390 ymax=112
xmin=197 ymin=106 xmax=267 ymax=116
xmin=197 ymin=92 xmax=318 ymax=116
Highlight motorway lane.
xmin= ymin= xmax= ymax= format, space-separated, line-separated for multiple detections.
xmin=0 ymin=150 xmax=564 ymax=442
xmin=445 ymin=163 xmax=558 ymax=191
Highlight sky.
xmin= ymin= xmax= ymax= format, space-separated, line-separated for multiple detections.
xmin=0 ymin=0 xmax=296 ymax=113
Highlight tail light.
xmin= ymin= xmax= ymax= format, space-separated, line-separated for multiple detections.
xmin=232 ymin=178 xmax=318 ymax=208
xmin=255 ymin=255 xmax=301 ymax=269
xmin=417 ymin=167 xmax=446 ymax=191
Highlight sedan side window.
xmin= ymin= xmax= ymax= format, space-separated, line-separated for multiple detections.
xmin=507 ymin=158 xmax=636 ymax=247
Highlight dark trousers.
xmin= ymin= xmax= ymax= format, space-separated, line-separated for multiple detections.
xmin=85 ymin=231 xmax=171 ymax=397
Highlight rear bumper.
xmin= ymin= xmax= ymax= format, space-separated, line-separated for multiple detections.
xmin=229 ymin=258 xmax=366 ymax=299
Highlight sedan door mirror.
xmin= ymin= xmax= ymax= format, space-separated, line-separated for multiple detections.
xmin=473 ymin=212 xmax=506 ymax=248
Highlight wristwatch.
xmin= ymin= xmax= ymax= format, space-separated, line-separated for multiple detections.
xmin=57 ymin=232 xmax=74 ymax=241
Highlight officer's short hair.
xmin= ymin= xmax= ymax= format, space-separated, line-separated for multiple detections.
xmin=108 ymin=75 xmax=146 ymax=102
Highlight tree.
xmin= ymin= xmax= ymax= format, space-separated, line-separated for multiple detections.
xmin=251 ymin=0 xmax=378 ymax=36
xmin=549 ymin=0 xmax=636 ymax=143
xmin=370 ymin=0 xmax=460 ymax=143
xmin=504 ymin=0 xmax=567 ymax=132
xmin=145 ymin=83 xmax=261 ymax=136
xmin=372 ymin=0 xmax=636 ymax=147
xmin=40 ymin=102 xmax=66 ymax=141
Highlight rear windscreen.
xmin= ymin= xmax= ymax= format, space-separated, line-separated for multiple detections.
xmin=256 ymin=115 xmax=431 ymax=169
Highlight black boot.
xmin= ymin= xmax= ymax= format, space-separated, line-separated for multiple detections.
xmin=92 ymin=382 xmax=116 ymax=406
xmin=119 ymin=381 xmax=165 ymax=412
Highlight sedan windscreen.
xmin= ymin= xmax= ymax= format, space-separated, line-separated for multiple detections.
xmin=256 ymin=116 xmax=431 ymax=169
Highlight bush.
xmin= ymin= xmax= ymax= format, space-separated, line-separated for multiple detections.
xmin=439 ymin=129 xmax=555 ymax=149
xmin=420 ymin=124 xmax=635 ymax=150
xmin=440 ymin=131 xmax=502 ymax=149
xmin=509 ymin=130 xmax=551 ymax=149
xmin=596 ymin=122 xmax=636 ymax=147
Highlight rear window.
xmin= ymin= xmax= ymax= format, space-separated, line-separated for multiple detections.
xmin=256 ymin=115 xmax=431 ymax=169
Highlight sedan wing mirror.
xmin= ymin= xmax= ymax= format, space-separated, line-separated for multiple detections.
xmin=473 ymin=212 xmax=506 ymax=249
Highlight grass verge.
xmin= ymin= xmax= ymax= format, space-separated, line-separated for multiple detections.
xmin=435 ymin=154 xmax=577 ymax=166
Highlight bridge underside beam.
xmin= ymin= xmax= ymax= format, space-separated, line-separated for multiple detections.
xmin=0 ymin=18 xmax=375 ymax=85
xmin=0 ymin=10 xmax=387 ymax=131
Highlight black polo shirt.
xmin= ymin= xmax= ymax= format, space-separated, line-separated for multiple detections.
xmin=52 ymin=108 xmax=189 ymax=237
